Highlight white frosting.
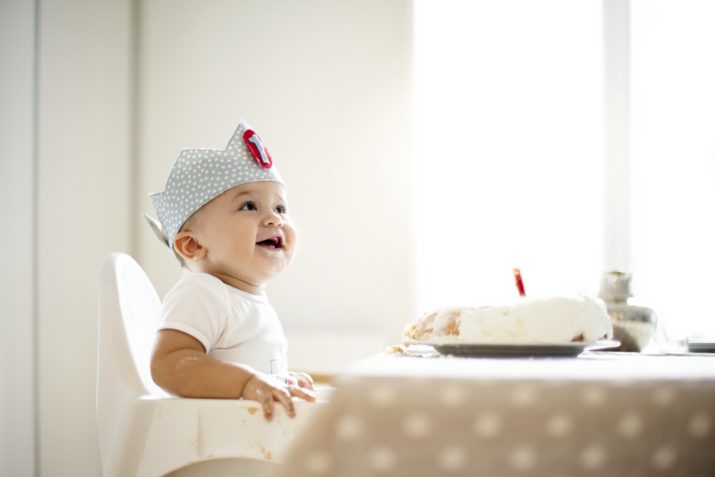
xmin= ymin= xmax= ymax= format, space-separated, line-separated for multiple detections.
xmin=407 ymin=296 xmax=613 ymax=344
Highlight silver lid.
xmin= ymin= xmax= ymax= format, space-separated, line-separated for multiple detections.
xmin=599 ymin=270 xmax=633 ymax=303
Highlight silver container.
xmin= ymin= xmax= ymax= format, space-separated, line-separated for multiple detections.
xmin=599 ymin=271 xmax=657 ymax=352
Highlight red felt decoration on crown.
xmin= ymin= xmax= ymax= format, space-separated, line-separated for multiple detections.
xmin=243 ymin=129 xmax=273 ymax=169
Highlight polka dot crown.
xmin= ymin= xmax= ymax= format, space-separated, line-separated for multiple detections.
xmin=145 ymin=120 xmax=283 ymax=251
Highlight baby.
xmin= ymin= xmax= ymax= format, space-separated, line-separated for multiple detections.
xmin=145 ymin=120 xmax=316 ymax=420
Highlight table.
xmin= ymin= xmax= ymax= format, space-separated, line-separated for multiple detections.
xmin=274 ymin=352 xmax=715 ymax=477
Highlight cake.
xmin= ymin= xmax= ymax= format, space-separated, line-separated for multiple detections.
xmin=403 ymin=296 xmax=613 ymax=344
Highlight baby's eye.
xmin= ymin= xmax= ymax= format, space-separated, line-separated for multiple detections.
xmin=239 ymin=201 xmax=258 ymax=211
xmin=276 ymin=204 xmax=287 ymax=214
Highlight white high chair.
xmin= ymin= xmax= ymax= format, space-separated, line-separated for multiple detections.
xmin=97 ymin=252 xmax=326 ymax=477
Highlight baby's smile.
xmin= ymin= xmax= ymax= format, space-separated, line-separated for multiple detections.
xmin=256 ymin=234 xmax=285 ymax=251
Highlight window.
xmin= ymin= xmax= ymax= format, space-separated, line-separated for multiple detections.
xmin=414 ymin=0 xmax=715 ymax=341
xmin=413 ymin=0 xmax=603 ymax=309
xmin=631 ymin=0 xmax=715 ymax=340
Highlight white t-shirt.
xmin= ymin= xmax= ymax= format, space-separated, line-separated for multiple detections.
xmin=158 ymin=272 xmax=288 ymax=374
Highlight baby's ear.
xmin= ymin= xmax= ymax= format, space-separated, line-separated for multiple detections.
xmin=173 ymin=231 xmax=207 ymax=262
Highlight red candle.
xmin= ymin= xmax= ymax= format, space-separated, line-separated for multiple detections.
xmin=513 ymin=268 xmax=526 ymax=297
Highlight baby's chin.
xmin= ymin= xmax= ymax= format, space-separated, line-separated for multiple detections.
xmin=249 ymin=258 xmax=293 ymax=281
xmin=260 ymin=261 xmax=291 ymax=280
xmin=256 ymin=248 xmax=294 ymax=267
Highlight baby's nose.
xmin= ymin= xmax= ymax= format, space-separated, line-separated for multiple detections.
xmin=263 ymin=211 xmax=284 ymax=227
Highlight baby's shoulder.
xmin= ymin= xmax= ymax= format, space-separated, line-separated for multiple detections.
xmin=167 ymin=272 xmax=231 ymax=303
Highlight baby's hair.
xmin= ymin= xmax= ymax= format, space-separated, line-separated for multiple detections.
xmin=169 ymin=191 xmax=224 ymax=268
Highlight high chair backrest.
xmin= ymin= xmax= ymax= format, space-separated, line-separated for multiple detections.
xmin=97 ymin=253 xmax=167 ymax=467
xmin=99 ymin=252 xmax=167 ymax=395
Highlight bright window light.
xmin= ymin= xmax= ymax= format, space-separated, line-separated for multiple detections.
xmin=631 ymin=0 xmax=715 ymax=340
xmin=413 ymin=0 xmax=604 ymax=311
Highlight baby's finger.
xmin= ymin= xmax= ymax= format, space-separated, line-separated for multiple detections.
xmin=298 ymin=371 xmax=314 ymax=385
xmin=273 ymin=388 xmax=296 ymax=418
xmin=298 ymin=376 xmax=315 ymax=390
xmin=289 ymin=385 xmax=318 ymax=402
xmin=261 ymin=395 xmax=274 ymax=421
xmin=291 ymin=371 xmax=314 ymax=390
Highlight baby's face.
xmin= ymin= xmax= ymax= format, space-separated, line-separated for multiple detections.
xmin=188 ymin=181 xmax=296 ymax=292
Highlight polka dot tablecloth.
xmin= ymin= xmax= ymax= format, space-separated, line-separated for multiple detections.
xmin=273 ymin=354 xmax=715 ymax=477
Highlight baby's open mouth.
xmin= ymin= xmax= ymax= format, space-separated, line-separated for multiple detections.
xmin=256 ymin=236 xmax=284 ymax=249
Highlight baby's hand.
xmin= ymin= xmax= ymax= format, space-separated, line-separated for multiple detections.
xmin=242 ymin=372 xmax=317 ymax=420
xmin=280 ymin=371 xmax=316 ymax=392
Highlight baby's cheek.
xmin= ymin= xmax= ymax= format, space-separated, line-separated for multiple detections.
xmin=285 ymin=247 xmax=296 ymax=263
xmin=285 ymin=222 xmax=298 ymax=246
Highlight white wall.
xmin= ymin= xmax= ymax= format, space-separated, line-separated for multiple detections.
xmin=2 ymin=1 xmax=412 ymax=475
xmin=137 ymin=0 xmax=414 ymax=373
xmin=1 ymin=1 xmax=37 ymax=475
xmin=35 ymin=0 xmax=133 ymax=475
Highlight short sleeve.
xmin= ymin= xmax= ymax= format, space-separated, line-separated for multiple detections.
xmin=158 ymin=273 xmax=231 ymax=352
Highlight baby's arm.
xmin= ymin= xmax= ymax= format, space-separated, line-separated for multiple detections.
xmin=151 ymin=329 xmax=316 ymax=419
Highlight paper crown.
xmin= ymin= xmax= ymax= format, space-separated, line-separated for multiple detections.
xmin=145 ymin=120 xmax=283 ymax=250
